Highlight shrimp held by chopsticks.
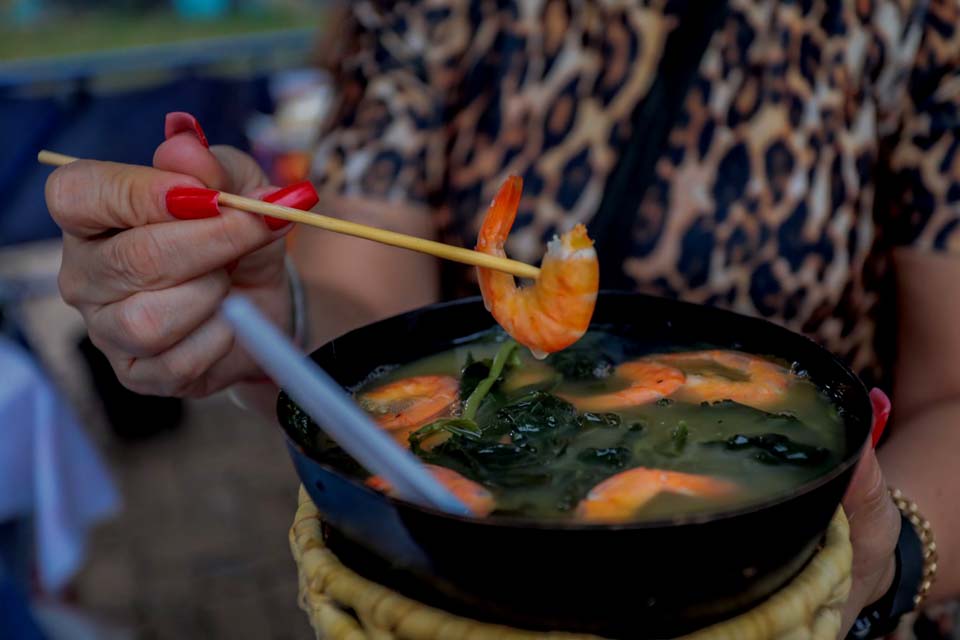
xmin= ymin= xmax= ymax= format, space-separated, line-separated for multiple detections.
xmin=475 ymin=176 xmax=599 ymax=358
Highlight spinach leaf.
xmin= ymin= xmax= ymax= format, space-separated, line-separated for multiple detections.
xmin=411 ymin=340 xmax=520 ymax=450
xmin=703 ymin=433 xmax=830 ymax=466
xmin=578 ymin=412 xmax=622 ymax=429
xmin=416 ymin=391 xmax=581 ymax=489
xmin=699 ymin=399 xmax=802 ymax=430
xmin=654 ymin=420 xmax=688 ymax=458
xmin=495 ymin=391 xmax=581 ymax=452
xmin=577 ymin=447 xmax=632 ymax=468
xmin=462 ymin=340 xmax=518 ymax=421
xmin=459 ymin=353 xmax=491 ymax=400
xmin=408 ymin=418 xmax=481 ymax=452
xmin=546 ymin=349 xmax=614 ymax=381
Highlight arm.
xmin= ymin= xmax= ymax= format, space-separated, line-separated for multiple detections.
xmin=879 ymin=248 xmax=960 ymax=603
xmin=838 ymin=0 xmax=960 ymax=630
xmin=289 ymin=194 xmax=440 ymax=351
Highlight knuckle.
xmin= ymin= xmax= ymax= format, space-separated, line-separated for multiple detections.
xmin=57 ymin=264 xmax=83 ymax=306
xmin=115 ymin=298 xmax=167 ymax=355
xmin=44 ymin=170 xmax=69 ymax=227
xmin=116 ymin=371 xmax=150 ymax=396
xmin=178 ymin=377 xmax=213 ymax=399
xmin=107 ymin=233 xmax=166 ymax=288
xmin=44 ymin=163 xmax=86 ymax=227
xmin=100 ymin=165 xmax=143 ymax=225
xmin=160 ymin=350 xmax=204 ymax=395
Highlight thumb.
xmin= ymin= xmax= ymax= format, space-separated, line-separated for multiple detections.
xmin=844 ymin=447 xmax=897 ymax=537
xmin=840 ymin=447 xmax=900 ymax=635
xmin=152 ymin=112 xmax=269 ymax=194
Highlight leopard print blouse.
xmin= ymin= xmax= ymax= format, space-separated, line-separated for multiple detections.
xmin=311 ymin=1 xmax=960 ymax=636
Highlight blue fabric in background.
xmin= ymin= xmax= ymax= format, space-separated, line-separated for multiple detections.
xmin=0 ymin=74 xmax=273 ymax=248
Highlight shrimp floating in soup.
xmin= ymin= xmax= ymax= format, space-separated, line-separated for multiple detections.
xmin=288 ymin=330 xmax=845 ymax=523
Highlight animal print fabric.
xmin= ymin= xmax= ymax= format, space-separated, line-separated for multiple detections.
xmin=312 ymin=3 xmax=960 ymax=631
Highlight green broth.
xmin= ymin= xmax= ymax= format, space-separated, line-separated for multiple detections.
xmin=333 ymin=330 xmax=845 ymax=522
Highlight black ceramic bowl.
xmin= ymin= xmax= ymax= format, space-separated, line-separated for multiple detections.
xmin=277 ymin=293 xmax=873 ymax=639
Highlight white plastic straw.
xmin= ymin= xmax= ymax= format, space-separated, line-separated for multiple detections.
xmin=221 ymin=294 xmax=472 ymax=516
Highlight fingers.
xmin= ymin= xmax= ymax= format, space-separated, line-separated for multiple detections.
xmin=46 ymin=160 xmax=205 ymax=238
xmin=211 ymin=146 xmax=271 ymax=194
xmin=845 ymin=448 xmax=895 ymax=529
xmin=86 ymin=271 xmax=231 ymax=358
xmin=108 ymin=315 xmax=237 ymax=398
xmin=59 ymin=219 xmax=288 ymax=305
xmin=839 ymin=447 xmax=901 ymax=635
xmin=152 ymin=130 xmax=268 ymax=194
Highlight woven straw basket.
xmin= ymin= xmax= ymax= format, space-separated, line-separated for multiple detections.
xmin=290 ymin=487 xmax=852 ymax=640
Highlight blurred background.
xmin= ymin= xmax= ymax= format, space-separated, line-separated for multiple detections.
xmin=1 ymin=2 xmax=333 ymax=638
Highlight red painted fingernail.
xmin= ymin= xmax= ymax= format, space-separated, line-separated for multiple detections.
xmin=261 ymin=180 xmax=318 ymax=230
xmin=164 ymin=112 xmax=209 ymax=148
xmin=166 ymin=186 xmax=220 ymax=220
xmin=869 ymin=388 xmax=891 ymax=448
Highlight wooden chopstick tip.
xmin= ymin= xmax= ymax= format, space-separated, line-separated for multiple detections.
xmin=38 ymin=150 xmax=78 ymax=167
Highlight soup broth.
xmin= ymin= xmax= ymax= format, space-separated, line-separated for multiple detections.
xmin=294 ymin=329 xmax=845 ymax=522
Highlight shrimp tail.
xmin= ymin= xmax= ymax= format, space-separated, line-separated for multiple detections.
xmin=476 ymin=175 xmax=523 ymax=254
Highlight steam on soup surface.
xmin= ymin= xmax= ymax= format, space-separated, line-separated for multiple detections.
xmin=291 ymin=329 xmax=844 ymax=523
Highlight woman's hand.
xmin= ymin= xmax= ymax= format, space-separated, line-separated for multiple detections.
xmin=46 ymin=114 xmax=298 ymax=397
xmin=839 ymin=446 xmax=902 ymax=636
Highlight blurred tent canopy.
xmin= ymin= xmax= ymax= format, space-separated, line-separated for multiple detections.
xmin=0 ymin=0 xmax=325 ymax=247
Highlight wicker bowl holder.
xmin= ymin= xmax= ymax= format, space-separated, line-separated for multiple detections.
xmin=290 ymin=487 xmax=852 ymax=640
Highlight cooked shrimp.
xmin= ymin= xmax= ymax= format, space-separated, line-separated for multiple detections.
xmin=563 ymin=361 xmax=685 ymax=410
xmin=367 ymin=465 xmax=496 ymax=517
xmin=359 ymin=376 xmax=459 ymax=444
xmin=475 ymin=176 xmax=599 ymax=358
xmin=575 ymin=467 xmax=737 ymax=523
xmin=656 ymin=350 xmax=792 ymax=408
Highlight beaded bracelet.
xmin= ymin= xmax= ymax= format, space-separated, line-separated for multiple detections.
xmin=889 ymin=487 xmax=938 ymax=608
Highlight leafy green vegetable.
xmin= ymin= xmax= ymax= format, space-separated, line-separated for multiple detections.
xmin=703 ymin=433 xmax=830 ymax=466
xmin=408 ymin=418 xmax=481 ymax=450
xmin=416 ymin=391 xmax=582 ymax=489
xmin=459 ymin=353 xmax=491 ymax=400
xmin=577 ymin=447 xmax=632 ymax=468
xmin=410 ymin=340 xmax=519 ymax=449
xmin=495 ymin=391 xmax=581 ymax=449
xmin=578 ymin=412 xmax=622 ymax=429
xmin=546 ymin=348 xmax=614 ymax=380
xmin=673 ymin=421 xmax=689 ymax=447
xmin=654 ymin=420 xmax=688 ymax=457
xmin=462 ymin=340 xmax=519 ymax=421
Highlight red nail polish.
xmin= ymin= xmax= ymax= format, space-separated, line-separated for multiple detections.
xmin=261 ymin=180 xmax=318 ymax=230
xmin=164 ymin=112 xmax=209 ymax=148
xmin=869 ymin=388 xmax=891 ymax=448
xmin=166 ymin=186 xmax=220 ymax=220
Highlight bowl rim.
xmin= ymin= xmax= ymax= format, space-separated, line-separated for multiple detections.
xmin=280 ymin=292 xmax=872 ymax=532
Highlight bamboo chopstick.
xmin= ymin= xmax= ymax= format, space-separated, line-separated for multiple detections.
xmin=37 ymin=150 xmax=541 ymax=280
